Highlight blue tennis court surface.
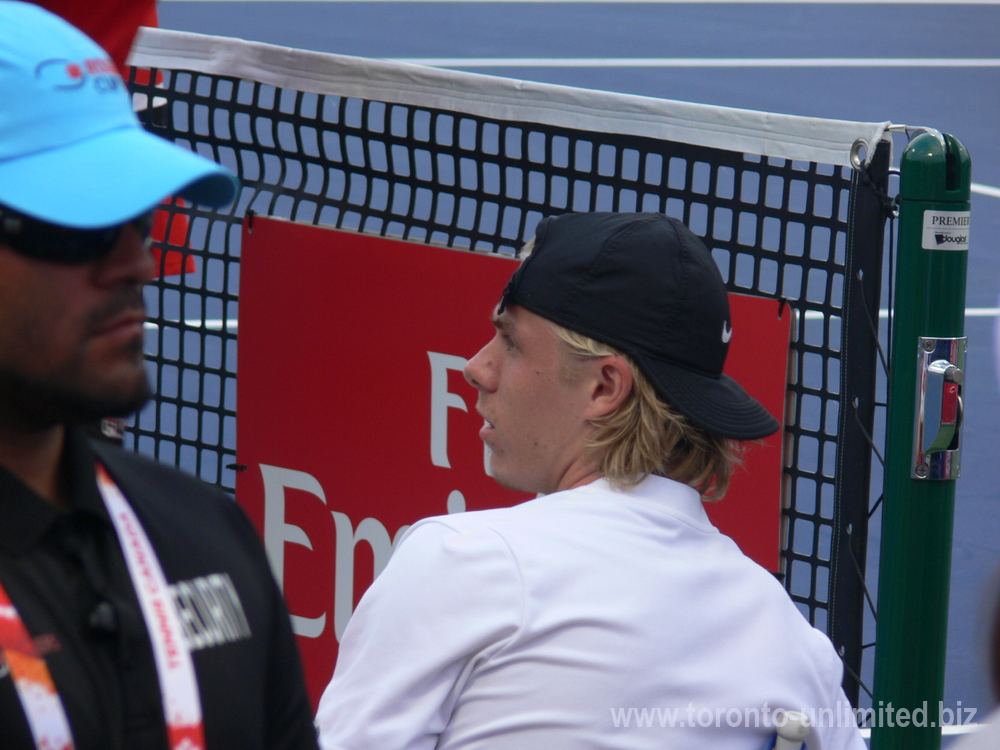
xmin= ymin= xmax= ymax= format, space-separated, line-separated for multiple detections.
xmin=158 ymin=0 xmax=1000 ymax=734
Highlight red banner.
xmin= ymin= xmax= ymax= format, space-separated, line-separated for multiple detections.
xmin=236 ymin=216 xmax=790 ymax=708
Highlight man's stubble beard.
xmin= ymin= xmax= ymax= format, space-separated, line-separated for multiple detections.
xmin=0 ymin=338 xmax=152 ymax=432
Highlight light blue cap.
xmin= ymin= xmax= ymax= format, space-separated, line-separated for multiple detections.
xmin=0 ymin=1 xmax=237 ymax=229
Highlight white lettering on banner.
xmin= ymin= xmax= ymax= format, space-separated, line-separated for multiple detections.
xmin=259 ymin=464 xmax=413 ymax=641
xmin=427 ymin=350 xmax=493 ymax=476
xmin=260 ymin=350 xmax=483 ymax=642
xmin=260 ymin=464 xmax=326 ymax=638
xmin=428 ymin=352 xmax=470 ymax=469
xmin=447 ymin=490 xmax=467 ymax=514
xmin=483 ymin=443 xmax=494 ymax=477
xmin=258 ymin=464 xmax=474 ymax=642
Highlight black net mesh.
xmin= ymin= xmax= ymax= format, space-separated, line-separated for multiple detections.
xmin=128 ymin=66 xmax=890 ymax=705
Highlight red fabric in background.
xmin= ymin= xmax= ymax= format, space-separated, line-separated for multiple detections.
xmin=151 ymin=201 xmax=195 ymax=276
xmin=33 ymin=1 xmax=159 ymax=76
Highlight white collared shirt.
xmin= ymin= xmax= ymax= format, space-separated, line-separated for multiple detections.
xmin=317 ymin=475 xmax=865 ymax=750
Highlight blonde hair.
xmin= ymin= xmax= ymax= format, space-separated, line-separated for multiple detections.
xmin=550 ymin=323 xmax=743 ymax=501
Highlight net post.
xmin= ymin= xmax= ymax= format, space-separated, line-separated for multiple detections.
xmin=871 ymin=133 xmax=971 ymax=750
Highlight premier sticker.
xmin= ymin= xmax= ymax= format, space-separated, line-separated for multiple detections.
xmin=922 ymin=211 xmax=970 ymax=251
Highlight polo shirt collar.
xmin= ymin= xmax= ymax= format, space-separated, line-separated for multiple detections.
xmin=0 ymin=427 xmax=110 ymax=555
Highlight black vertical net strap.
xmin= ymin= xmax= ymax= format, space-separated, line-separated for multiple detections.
xmin=126 ymin=29 xmax=894 ymax=707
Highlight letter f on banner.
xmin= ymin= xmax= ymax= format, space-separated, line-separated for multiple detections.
xmin=428 ymin=352 xmax=469 ymax=468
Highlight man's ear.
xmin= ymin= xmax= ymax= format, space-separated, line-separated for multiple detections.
xmin=585 ymin=355 xmax=633 ymax=419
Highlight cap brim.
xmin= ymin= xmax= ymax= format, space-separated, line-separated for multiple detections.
xmin=0 ymin=125 xmax=237 ymax=228
xmin=643 ymin=357 xmax=781 ymax=441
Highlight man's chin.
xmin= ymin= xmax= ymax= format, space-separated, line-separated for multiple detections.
xmin=0 ymin=370 xmax=153 ymax=429
xmin=489 ymin=466 xmax=537 ymax=495
xmin=71 ymin=359 xmax=153 ymax=420
xmin=72 ymin=380 xmax=153 ymax=422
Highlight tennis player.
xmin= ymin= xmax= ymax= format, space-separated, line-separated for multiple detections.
xmin=317 ymin=212 xmax=866 ymax=749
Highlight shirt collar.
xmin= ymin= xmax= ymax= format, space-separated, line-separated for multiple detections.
xmin=572 ymin=474 xmax=713 ymax=529
xmin=0 ymin=427 xmax=111 ymax=555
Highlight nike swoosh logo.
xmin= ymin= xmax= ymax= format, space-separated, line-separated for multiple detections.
xmin=722 ymin=322 xmax=733 ymax=344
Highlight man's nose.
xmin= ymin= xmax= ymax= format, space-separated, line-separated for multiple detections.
xmin=464 ymin=341 xmax=496 ymax=392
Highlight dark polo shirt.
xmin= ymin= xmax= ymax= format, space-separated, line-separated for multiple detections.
xmin=0 ymin=428 xmax=318 ymax=750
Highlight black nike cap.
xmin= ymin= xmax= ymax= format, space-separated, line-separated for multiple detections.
xmin=499 ymin=212 xmax=780 ymax=441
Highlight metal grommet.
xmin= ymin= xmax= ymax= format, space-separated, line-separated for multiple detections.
xmin=850 ymin=139 xmax=868 ymax=170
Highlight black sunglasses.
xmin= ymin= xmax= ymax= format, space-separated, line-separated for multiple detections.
xmin=0 ymin=206 xmax=154 ymax=264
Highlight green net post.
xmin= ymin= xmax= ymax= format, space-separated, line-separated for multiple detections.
xmin=871 ymin=132 xmax=970 ymax=750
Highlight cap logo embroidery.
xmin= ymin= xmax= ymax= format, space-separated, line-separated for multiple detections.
xmin=722 ymin=322 xmax=733 ymax=344
xmin=35 ymin=57 xmax=121 ymax=92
